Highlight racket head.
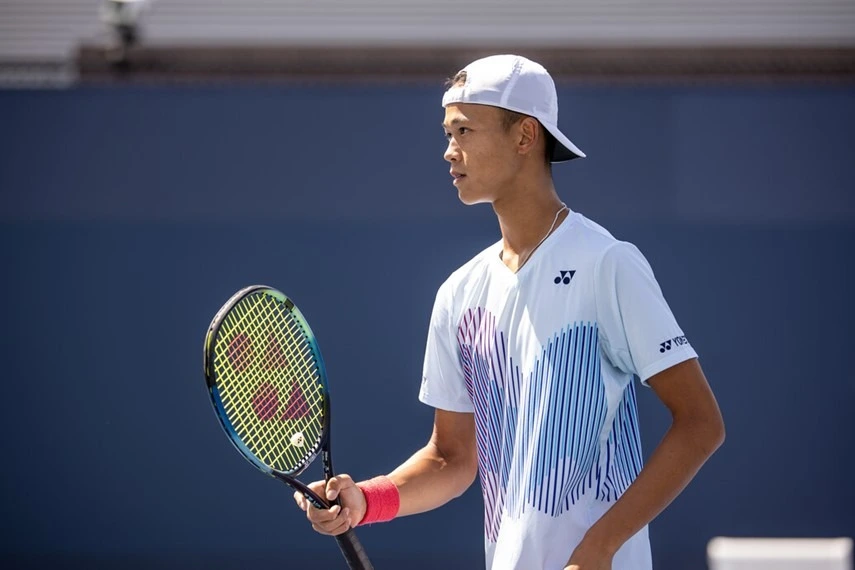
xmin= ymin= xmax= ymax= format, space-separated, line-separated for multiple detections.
xmin=204 ymin=285 xmax=331 ymax=478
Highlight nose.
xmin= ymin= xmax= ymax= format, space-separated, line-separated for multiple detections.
xmin=444 ymin=138 xmax=459 ymax=163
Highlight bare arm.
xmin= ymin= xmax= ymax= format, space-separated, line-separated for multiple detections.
xmin=566 ymin=358 xmax=725 ymax=569
xmin=388 ymin=408 xmax=479 ymax=516
xmin=295 ymin=408 xmax=478 ymax=534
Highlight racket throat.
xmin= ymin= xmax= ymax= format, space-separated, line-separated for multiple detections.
xmin=276 ymin=473 xmax=329 ymax=510
xmin=323 ymin=449 xmax=335 ymax=482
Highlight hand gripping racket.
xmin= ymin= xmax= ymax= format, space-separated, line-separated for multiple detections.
xmin=203 ymin=285 xmax=373 ymax=569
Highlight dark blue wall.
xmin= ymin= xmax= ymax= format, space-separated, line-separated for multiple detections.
xmin=1 ymin=83 xmax=853 ymax=569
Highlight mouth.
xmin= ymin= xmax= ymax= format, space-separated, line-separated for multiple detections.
xmin=451 ymin=171 xmax=466 ymax=185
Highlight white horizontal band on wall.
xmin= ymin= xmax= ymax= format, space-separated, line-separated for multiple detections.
xmin=1 ymin=0 xmax=855 ymax=61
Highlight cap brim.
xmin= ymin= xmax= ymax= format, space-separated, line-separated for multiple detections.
xmin=543 ymin=122 xmax=585 ymax=163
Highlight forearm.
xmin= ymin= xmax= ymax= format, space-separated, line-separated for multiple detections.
xmin=385 ymin=440 xmax=478 ymax=517
xmin=583 ymin=415 xmax=724 ymax=555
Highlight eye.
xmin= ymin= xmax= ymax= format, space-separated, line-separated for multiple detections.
xmin=442 ymin=126 xmax=469 ymax=140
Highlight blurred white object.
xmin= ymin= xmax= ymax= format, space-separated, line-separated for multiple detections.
xmin=708 ymin=537 xmax=853 ymax=570
xmin=99 ymin=0 xmax=153 ymax=60
xmin=100 ymin=0 xmax=150 ymax=27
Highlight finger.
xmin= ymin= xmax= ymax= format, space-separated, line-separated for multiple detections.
xmin=313 ymin=520 xmax=350 ymax=536
xmin=306 ymin=502 xmax=341 ymax=524
xmin=308 ymin=506 xmax=348 ymax=534
xmin=326 ymin=473 xmax=357 ymax=501
xmin=294 ymin=489 xmax=326 ymax=512
xmin=312 ymin=508 xmax=352 ymax=536
xmin=301 ymin=481 xmax=329 ymax=509
xmin=293 ymin=491 xmax=307 ymax=512
xmin=307 ymin=480 xmax=326 ymax=499
xmin=325 ymin=477 xmax=342 ymax=502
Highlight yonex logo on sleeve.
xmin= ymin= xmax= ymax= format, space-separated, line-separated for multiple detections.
xmin=659 ymin=335 xmax=689 ymax=353
xmin=553 ymin=270 xmax=576 ymax=285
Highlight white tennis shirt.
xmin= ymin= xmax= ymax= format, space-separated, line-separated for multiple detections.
xmin=419 ymin=209 xmax=697 ymax=570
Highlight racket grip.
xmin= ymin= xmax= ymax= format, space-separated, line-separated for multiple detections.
xmin=335 ymin=529 xmax=373 ymax=570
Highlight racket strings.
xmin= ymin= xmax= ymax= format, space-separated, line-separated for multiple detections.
xmin=213 ymin=292 xmax=325 ymax=473
xmin=223 ymin=297 xmax=323 ymax=468
xmin=237 ymin=297 xmax=324 ymax=463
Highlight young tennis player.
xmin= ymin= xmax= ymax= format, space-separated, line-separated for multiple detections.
xmin=295 ymin=54 xmax=725 ymax=570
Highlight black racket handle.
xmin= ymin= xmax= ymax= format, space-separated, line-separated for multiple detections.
xmin=281 ymin=476 xmax=373 ymax=568
xmin=335 ymin=529 xmax=373 ymax=570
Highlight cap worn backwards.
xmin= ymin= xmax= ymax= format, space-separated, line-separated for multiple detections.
xmin=442 ymin=54 xmax=585 ymax=163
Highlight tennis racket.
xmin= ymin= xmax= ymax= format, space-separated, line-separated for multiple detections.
xmin=203 ymin=285 xmax=373 ymax=569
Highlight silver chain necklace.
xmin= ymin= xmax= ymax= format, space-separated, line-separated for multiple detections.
xmin=512 ymin=202 xmax=568 ymax=271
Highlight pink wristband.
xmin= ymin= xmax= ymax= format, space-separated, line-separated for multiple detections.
xmin=356 ymin=475 xmax=400 ymax=525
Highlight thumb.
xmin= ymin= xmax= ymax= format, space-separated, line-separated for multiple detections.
xmin=325 ymin=477 xmax=341 ymax=502
xmin=325 ymin=474 xmax=355 ymax=502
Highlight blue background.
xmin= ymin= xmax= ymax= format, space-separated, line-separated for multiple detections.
xmin=1 ymin=82 xmax=853 ymax=568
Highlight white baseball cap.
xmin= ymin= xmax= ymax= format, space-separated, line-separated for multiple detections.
xmin=442 ymin=54 xmax=585 ymax=163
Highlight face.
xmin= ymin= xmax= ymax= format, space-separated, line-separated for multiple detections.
xmin=442 ymin=103 xmax=521 ymax=205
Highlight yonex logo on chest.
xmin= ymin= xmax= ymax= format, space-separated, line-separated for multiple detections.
xmin=553 ymin=270 xmax=576 ymax=285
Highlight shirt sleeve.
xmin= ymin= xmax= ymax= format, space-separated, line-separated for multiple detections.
xmin=418 ymin=280 xmax=474 ymax=412
xmin=594 ymin=241 xmax=698 ymax=385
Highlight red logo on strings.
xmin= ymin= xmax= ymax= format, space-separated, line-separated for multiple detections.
xmin=251 ymin=380 xmax=310 ymax=421
xmin=241 ymin=332 xmax=310 ymax=421
xmin=264 ymin=334 xmax=288 ymax=370
xmin=227 ymin=333 xmax=253 ymax=372
xmin=252 ymin=381 xmax=280 ymax=421
xmin=281 ymin=379 xmax=310 ymax=420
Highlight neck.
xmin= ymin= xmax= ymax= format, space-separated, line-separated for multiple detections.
xmin=494 ymin=174 xmax=568 ymax=273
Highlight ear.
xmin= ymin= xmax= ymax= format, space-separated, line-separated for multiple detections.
xmin=516 ymin=116 xmax=540 ymax=157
